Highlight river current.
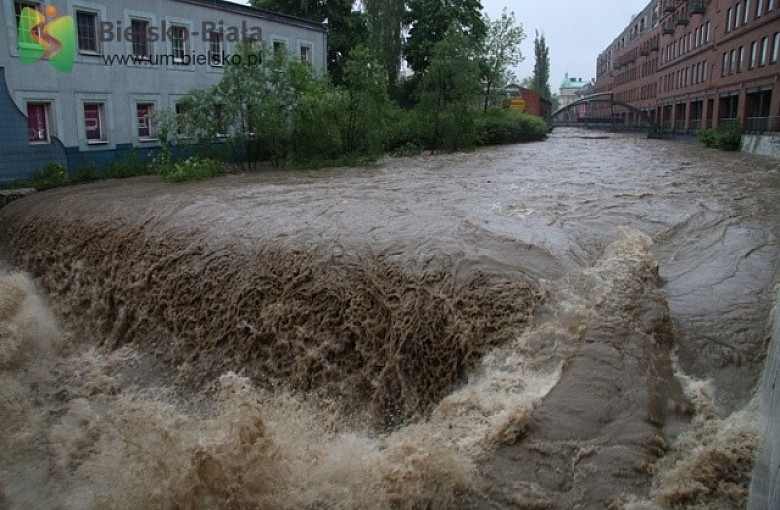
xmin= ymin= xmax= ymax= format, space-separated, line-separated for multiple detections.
xmin=1 ymin=127 xmax=778 ymax=508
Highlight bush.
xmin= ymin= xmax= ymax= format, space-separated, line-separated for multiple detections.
xmin=476 ymin=110 xmax=549 ymax=146
xmin=74 ymin=161 xmax=100 ymax=182
xmin=30 ymin=162 xmax=69 ymax=190
xmin=697 ymin=123 xmax=743 ymax=151
xmin=105 ymin=150 xmax=153 ymax=179
xmin=160 ymin=156 xmax=227 ymax=183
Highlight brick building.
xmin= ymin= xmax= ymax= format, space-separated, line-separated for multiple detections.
xmin=595 ymin=0 xmax=780 ymax=133
xmin=504 ymin=85 xmax=552 ymax=119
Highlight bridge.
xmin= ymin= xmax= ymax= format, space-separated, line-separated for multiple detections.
xmin=551 ymin=93 xmax=658 ymax=132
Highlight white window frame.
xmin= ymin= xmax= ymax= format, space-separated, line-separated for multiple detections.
xmin=75 ymin=9 xmax=100 ymax=55
xmin=771 ymin=32 xmax=780 ymax=63
xmin=83 ymin=102 xmax=108 ymax=144
xmin=26 ymin=102 xmax=52 ymax=144
xmin=271 ymin=35 xmax=289 ymax=57
xmin=209 ymin=30 xmax=224 ymax=67
xmin=136 ymin=102 xmax=156 ymax=141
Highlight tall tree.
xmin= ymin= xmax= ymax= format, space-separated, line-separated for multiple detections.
xmin=530 ymin=30 xmax=552 ymax=100
xmin=415 ymin=26 xmax=482 ymax=153
xmin=250 ymin=0 xmax=368 ymax=84
xmin=480 ymin=9 xmax=524 ymax=111
xmin=404 ymin=0 xmax=486 ymax=74
xmin=363 ymin=0 xmax=406 ymax=91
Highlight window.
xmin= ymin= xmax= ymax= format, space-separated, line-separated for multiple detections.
xmin=722 ymin=52 xmax=729 ymax=76
xmin=170 ymin=25 xmax=188 ymax=64
xmin=726 ymin=8 xmax=733 ymax=32
xmin=214 ymin=105 xmax=227 ymax=136
xmin=76 ymin=11 xmax=99 ymax=53
xmin=738 ymin=46 xmax=744 ymax=72
xmin=175 ymin=102 xmax=189 ymax=136
xmin=300 ymin=45 xmax=312 ymax=63
xmin=27 ymin=103 xmax=50 ymax=143
xmin=704 ymin=22 xmax=710 ymax=43
xmin=209 ymin=31 xmax=224 ymax=66
xmin=772 ymin=33 xmax=780 ymax=63
xmin=14 ymin=1 xmax=40 ymax=31
xmin=730 ymin=49 xmax=737 ymax=74
xmin=744 ymin=0 xmax=751 ymax=23
xmin=749 ymin=41 xmax=757 ymax=68
xmin=735 ymin=3 xmax=741 ymax=28
xmin=136 ymin=103 xmax=155 ymax=140
xmin=131 ymin=19 xmax=149 ymax=58
xmin=769 ymin=0 xmax=776 ymax=10
xmin=759 ymin=36 xmax=768 ymax=65
xmin=757 ymin=0 xmax=765 ymax=17
xmin=273 ymin=41 xmax=286 ymax=56
xmin=83 ymin=103 xmax=106 ymax=143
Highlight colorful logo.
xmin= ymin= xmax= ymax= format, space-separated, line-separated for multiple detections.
xmin=18 ymin=6 xmax=75 ymax=73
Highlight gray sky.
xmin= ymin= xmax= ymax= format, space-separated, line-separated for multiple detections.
xmin=231 ymin=0 xmax=651 ymax=91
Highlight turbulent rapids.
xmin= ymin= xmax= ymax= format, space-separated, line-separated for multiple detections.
xmin=1 ymin=128 xmax=779 ymax=508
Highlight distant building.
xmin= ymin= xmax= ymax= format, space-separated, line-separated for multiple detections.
xmin=0 ymin=0 xmax=327 ymax=183
xmin=504 ymin=85 xmax=552 ymax=119
xmin=559 ymin=74 xmax=592 ymax=108
xmin=595 ymin=0 xmax=780 ymax=133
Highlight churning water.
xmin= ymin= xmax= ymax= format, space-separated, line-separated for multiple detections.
xmin=1 ymin=128 xmax=778 ymax=508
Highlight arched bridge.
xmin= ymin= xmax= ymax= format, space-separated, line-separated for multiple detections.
xmin=552 ymin=93 xmax=657 ymax=131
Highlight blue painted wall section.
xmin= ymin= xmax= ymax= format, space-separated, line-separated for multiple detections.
xmin=0 ymin=67 xmax=68 ymax=184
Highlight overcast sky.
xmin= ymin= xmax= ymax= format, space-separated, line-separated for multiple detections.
xmin=231 ymin=0 xmax=651 ymax=90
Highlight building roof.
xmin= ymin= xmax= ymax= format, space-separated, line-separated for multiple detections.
xmin=560 ymin=73 xmax=590 ymax=90
xmin=174 ymin=0 xmax=328 ymax=32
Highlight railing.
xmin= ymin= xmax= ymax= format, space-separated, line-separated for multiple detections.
xmin=640 ymin=47 xmax=650 ymax=56
xmin=664 ymin=1 xmax=677 ymax=12
xmin=673 ymin=120 xmax=687 ymax=132
xmin=689 ymin=119 xmax=703 ymax=131
xmin=744 ymin=116 xmax=780 ymax=133
xmin=662 ymin=23 xmax=675 ymax=35
xmin=675 ymin=13 xmax=690 ymax=26
xmin=690 ymin=1 xmax=706 ymax=15
xmin=650 ymin=41 xmax=660 ymax=51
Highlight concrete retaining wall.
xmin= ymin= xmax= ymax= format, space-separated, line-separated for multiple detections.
xmin=748 ymin=286 xmax=780 ymax=509
xmin=742 ymin=134 xmax=780 ymax=159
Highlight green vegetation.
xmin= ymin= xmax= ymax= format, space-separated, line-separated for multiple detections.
xmin=30 ymin=162 xmax=69 ymax=190
xmin=697 ymin=123 xmax=743 ymax=151
xmin=158 ymin=156 xmax=227 ymax=183
xmin=477 ymin=109 xmax=550 ymax=146
xmin=7 ymin=3 xmax=551 ymax=191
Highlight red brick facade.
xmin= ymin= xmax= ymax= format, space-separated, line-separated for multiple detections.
xmin=505 ymin=85 xmax=552 ymax=119
xmin=595 ymin=0 xmax=780 ymax=132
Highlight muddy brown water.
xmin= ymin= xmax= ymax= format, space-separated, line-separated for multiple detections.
xmin=1 ymin=127 xmax=779 ymax=508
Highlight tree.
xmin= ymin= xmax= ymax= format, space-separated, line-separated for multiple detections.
xmin=415 ymin=27 xmax=483 ymax=153
xmin=250 ymin=0 xmax=368 ymax=84
xmin=530 ymin=30 xmax=552 ymax=100
xmin=363 ymin=0 xmax=406 ymax=91
xmin=341 ymin=46 xmax=390 ymax=156
xmin=480 ymin=8 xmax=524 ymax=111
xmin=404 ymin=0 xmax=486 ymax=74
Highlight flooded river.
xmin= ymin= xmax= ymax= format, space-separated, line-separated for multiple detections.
xmin=1 ymin=127 xmax=779 ymax=508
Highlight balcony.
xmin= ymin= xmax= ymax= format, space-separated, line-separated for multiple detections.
xmin=690 ymin=1 xmax=706 ymax=15
xmin=662 ymin=22 xmax=675 ymax=35
xmin=640 ymin=47 xmax=650 ymax=56
xmin=650 ymin=41 xmax=660 ymax=52
xmin=675 ymin=13 xmax=690 ymax=26
xmin=664 ymin=2 xmax=677 ymax=13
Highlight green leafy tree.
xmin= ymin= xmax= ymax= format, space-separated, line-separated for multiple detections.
xmin=404 ymin=0 xmax=486 ymax=74
xmin=250 ymin=0 xmax=368 ymax=84
xmin=363 ymin=0 xmax=406 ymax=92
xmin=342 ymin=46 xmax=390 ymax=155
xmin=480 ymin=8 xmax=524 ymax=111
xmin=530 ymin=30 xmax=552 ymax=100
xmin=415 ymin=27 xmax=483 ymax=153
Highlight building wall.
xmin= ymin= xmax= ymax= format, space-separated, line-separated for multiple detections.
xmin=0 ymin=0 xmax=327 ymax=182
xmin=595 ymin=0 xmax=780 ymax=132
